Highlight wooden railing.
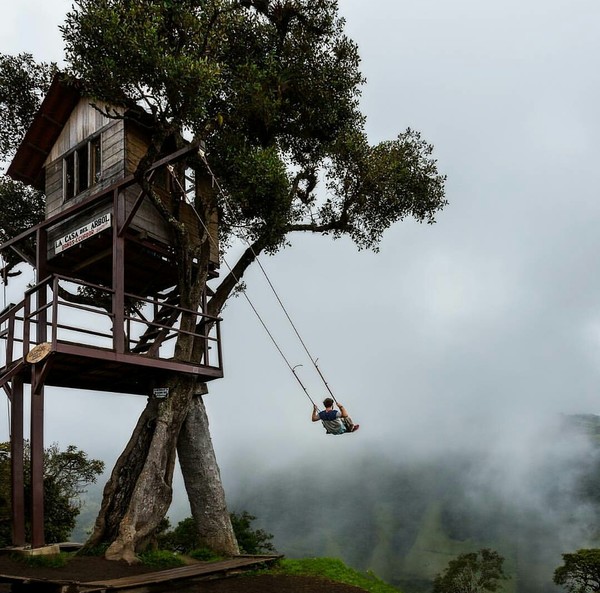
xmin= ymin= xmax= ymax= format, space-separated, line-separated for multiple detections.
xmin=0 ymin=274 xmax=222 ymax=373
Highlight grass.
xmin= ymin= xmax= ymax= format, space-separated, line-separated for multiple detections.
xmin=189 ymin=547 xmax=224 ymax=561
xmin=11 ymin=552 xmax=71 ymax=568
xmin=7 ymin=548 xmax=400 ymax=592
xmin=266 ymin=557 xmax=402 ymax=593
xmin=137 ymin=549 xmax=185 ymax=569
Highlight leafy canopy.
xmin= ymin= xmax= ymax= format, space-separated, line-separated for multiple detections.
xmin=60 ymin=0 xmax=446 ymax=255
xmin=0 ymin=53 xmax=56 ymax=162
xmin=0 ymin=441 xmax=104 ymax=545
xmin=0 ymin=54 xmax=53 ymax=276
xmin=432 ymin=548 xmax=508 ymax=593
xmin=554 ymin=549 xmax=600 ymax=593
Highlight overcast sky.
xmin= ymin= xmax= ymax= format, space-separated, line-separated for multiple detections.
xmin=2 ymin=0 xmax=600 ymax=518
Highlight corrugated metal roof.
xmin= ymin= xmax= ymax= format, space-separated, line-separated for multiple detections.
xmin=7 ymin=75 xmax=80 ymax=190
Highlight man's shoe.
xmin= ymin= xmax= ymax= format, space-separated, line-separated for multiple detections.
xmin=351 ymin=424 xmax=360 ymax=432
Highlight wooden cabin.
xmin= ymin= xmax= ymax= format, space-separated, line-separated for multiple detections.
xmin=7 ymin=75 xmax=219 ymax=295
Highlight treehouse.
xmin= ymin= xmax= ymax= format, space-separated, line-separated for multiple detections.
xmin=1 ymin=75 xmax=224 ymax=396
xmin=0 ymin=76 xmax=225 ymax=546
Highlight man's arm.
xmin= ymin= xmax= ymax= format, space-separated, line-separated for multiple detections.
xmin=312 ymin=405 xmax=320 ymax=422
xmin=338 ymin=404 xmax=348 ymax=418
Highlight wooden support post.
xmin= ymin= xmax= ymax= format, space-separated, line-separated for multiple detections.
xmin=113 ymin=188 xmax=125 ymax=353
xmin=30 ymin=377 xmax=44 ymax=548
xmin=10 ymin=375 xmax=25 ymax=546
xmin=30 ymin=227 xmax=48 ymax=548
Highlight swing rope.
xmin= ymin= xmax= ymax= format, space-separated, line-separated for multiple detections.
xmin=166 ymin=164 xmax=321 ymax=409
xmin=196 ymin=152 xmax=341 ymax=408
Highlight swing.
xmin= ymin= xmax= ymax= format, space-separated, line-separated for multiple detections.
xmin=168 ymin=160 xmax=361 ymax=435
xmin=314 ymin=398 xmax=360 ymax=435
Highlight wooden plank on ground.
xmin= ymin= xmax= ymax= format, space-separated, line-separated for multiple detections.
xmin=0 ymin=555 xmax=282 ymax=593
xmin=79 ymin=555 xmax=282 ymax=593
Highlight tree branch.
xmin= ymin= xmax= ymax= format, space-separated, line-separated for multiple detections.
xmin=207 ymin=235 xmax=269 ymax=318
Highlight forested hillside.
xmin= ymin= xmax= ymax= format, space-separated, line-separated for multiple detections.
xmin=228 ymin=415 xmax=600 ymax=593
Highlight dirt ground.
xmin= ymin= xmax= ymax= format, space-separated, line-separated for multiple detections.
xmin=0 ymin=555 xmax=368 ymax=592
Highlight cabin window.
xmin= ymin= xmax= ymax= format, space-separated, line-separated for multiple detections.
xmin=154 ymin=166 xmax=172 ymax=192
xmin=63 ymin=135 xmax=102 ymax=200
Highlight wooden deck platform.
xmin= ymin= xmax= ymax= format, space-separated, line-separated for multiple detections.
xmin=0 ymin=554 xmax=282 ymax=593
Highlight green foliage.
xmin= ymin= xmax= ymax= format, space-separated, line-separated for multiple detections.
xmin=43 ymin=443 xmax=105 ymax=502
xmin=157 ymin=516 xmax=197 ymax=552
xmin=11 ymin=552 xmax=71 ymax=569
xmin=0 ymin=176 xmax=45 ymax=275
xmin=35 ymin=478 xmax=78 ymax=543
xmin=0 ymin=53 xmax=51 ymax=277
xmin=159 ymin=511 xmax=276 ymax=555
xmin=0 ymin=441 xmax=104 ymax=546
xmin=0 ymin=53 xmax=56 ymax=162
xmin=138 ymin=549 xmax=185 ymax=569
xmin=270 ymin=558 xmax=401 ymax=593
xmin=0 ymin=444 xmax=9 ymax=545
xmin=58 ymin=0 xmax=446 ymax=259
xmin=432 ymin=548 xmax=508 ymax=593
xmin=230 ymin=510 xmax=276 ymax=554
xmin=554 ymin=549 xmax=600 ymax=593
xmin=189 ymin=547 xmax=223 ymax=561
xmin=62 ymin=0 xmax=222 ymax=132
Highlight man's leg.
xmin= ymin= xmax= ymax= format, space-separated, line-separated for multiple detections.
xmin=342 ymin=417 xmax=359 ymax=433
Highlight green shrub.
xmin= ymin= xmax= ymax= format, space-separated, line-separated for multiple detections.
xmin=159 ymin=511 xmax=276 ymax=555
xmin=12 ymin=552 xmax=70 ymax=569
xmin=230 ymin=511 xmax=276 ymax=554
xmin=189 ymin=547 xmax=223 ymax=561
xmin=138 ymin=549 xmax=185 ymax=569
xmin=157 ymin=517 xmax=197 ymax=553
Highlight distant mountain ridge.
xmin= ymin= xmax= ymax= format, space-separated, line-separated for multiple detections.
xmin=229 ymin=414 xmax=600 ymax=593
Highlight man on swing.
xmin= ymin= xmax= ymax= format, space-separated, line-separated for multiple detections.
xmin=312 ymin=398 xmax=359 ymax=435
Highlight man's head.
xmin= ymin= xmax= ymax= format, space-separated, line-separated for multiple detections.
xmin=323 ymin=398 xmax=334 ymax=408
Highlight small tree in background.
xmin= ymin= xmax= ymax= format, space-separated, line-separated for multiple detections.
xmin=433 ymin=548 xmax=507 ymax=593
xmin=0 ymin=441 xmax=104 ymax=545
xmin=230 ymin=511 xmax=276 ymax=554
xmin=554 ymin=549 xmax=600 ymax=593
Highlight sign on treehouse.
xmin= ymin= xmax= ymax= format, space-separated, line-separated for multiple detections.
xmin=54 ymin=212 xmax=112 ymax=254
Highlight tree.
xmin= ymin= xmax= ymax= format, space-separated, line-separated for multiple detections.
xmin=0 ymin=54 xmax=56 ymax=161
xmin=0 ymin=442 xmax=104 ymax=545
xmin=229 ymin=511 xmax=276 ymax=555
xmin=432 ymin=548 xmax=507 ymax=593
xmin=554 ymin=549 xmax=600 ymax=593
xmin=1 ymin=0 xmax=447 ymax=562
xmin=0 ymin=54 xmax=53 ymax=278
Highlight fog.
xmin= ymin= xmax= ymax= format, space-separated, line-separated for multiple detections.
xmin=3 ymin=1 xmax=600 ymax=590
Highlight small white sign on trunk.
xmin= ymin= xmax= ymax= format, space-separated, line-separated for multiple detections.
xmin=153 ymin=388 xmax=169 ymax=399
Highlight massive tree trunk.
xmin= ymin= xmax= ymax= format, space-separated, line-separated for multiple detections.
xmin=85 ymin=374 xmax=239 ymax=562
xmin=84 ymin=401 xmax=158 ymax=551
xmin=103 ymin=373 xmax=196 ymax=563
xmin=84 ymin=232 xmax=263 ymax=562
xmin=178 ymin=391 xmax=239 ymax=555
xmin=85 ymin=374 xmax=198 ymax=563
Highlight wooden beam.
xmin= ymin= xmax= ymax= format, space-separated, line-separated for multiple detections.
xmin=113 ymin=188 xmax=125 ymax=353
xmin=10 ymin=375 xmax=25 ymax=547
xmin=30 ymin=377 xmax=44 ymax=547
